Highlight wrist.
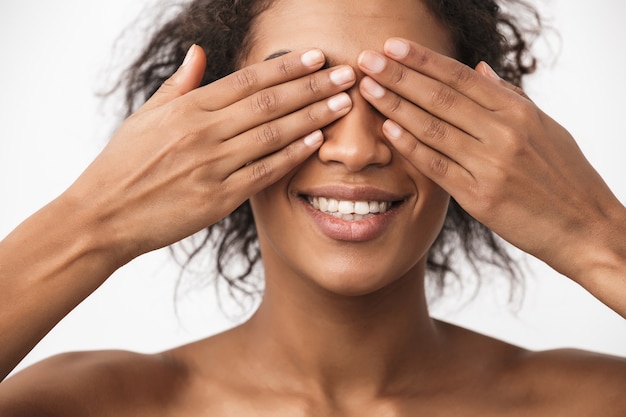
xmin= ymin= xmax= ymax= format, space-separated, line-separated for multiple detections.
xmin=56 ymin=186 xmax=133 ymax=272
xmin=0 ymin=191 xmax=124 ymax=325
xmin=563 ymin=203 xmax=626 ymax=315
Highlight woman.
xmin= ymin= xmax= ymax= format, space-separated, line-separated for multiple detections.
xmin=1 ymin=0 xmax=625 ymax=414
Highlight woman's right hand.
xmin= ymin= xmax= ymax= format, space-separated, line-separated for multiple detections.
xmin=67 ymin=45 xmax=355 ymax=266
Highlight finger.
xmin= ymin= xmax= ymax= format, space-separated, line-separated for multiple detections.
xmin=376 ymin=38 xmax=520 ymax=112
xmin=226 ymin=130 xmax=324 ymax=196
xmin=475 ymin=61 xmax=533 ymax=102
xmin=222 ymin=92 xmax=352 ymax=169
xmin=381 ymin=119 xmax=475 ymax=200
xmin=360 ymin=76 xmax=483 ymax=167
xmin=358 ymin=49 xmax=491 ymax=141
xmin=191 ymin=48 xmax=328 ymax=111
xmin=209 ymin=65 xmax=356 ymax=141
xmin=139 ymin=44 xmax=207 ymax=113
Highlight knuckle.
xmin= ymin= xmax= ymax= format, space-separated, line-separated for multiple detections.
xmin=450 ymin=65 xmax=475 ymax=89
xmin=232 ymin=67 xmax=259 ymax=93
xmin=390 ymin=65 xmax=408 ymax=86
xmin=305 ymin=106 xmax=321 ymax=123
xmin=484 ymin=183 xmax=505 ymax=207
xmin=305 ymin=74 xmax=324 ymax=96
xmin=254 ymin=123 xmax=281 ymax=146
xmin=429 ymin=156 xmax=449 ymax=177
xmin=498 ymin=124 xmax=527 ymax=155
xmin=503 ymin=128 xmax=522 ymax=146
xmin=474 ymin=186 xmax=498 ymax=213
xmin=411 ymin=47 xmax=430 ymax=68
xmin=387 ymin=95 xmax=403 ymax=114
xmin=404 ymin=137 xmax=420 ymax=156
xmin=510 ymin=99 xmax=541 ymax=125
xmin=467 ymin=181 xmax=483 ymax=199
xmin=251 ymin=90 xmax=279 ymax=114
xmin=277 ymin=55 xmax=298 ymax=77
xmin=423 ymin=117 xmax=449 ymax=143
xmin=250 ymin=161 xmax=273 ymax=182
xmin=282 ymin=141 xmax=298 ymax=163
xmin=430 ymin=85 xmax=456 ymax=110
xmin=402 ymin=136 xmax=421 ymax=160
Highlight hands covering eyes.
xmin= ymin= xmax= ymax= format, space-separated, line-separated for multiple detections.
xmin=76 ymin=39 xmax=625 ymax=306
xmin=358 ymin=38 xmax=626 ymax=307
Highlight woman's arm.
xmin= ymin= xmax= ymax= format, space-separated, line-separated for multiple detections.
xmin=357 ymin=38 xmax=626 ymax=318
xmin=0 ymin=193 xmax=121 ymax=381
xmin=0 ymin=45 xmax=356 ymax=381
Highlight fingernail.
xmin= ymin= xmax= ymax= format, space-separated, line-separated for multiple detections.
xmin=482 ymin=61 xmax=501 ymax=80
xmin=301 ymin=49 xmax=325 ymax=67
xmin=385 ymin=38 xmax=410 ymax=59
xmin=361 ymin=77 xmax=385 ymax=99
xmin=327 ymin=93 xmax=352 ymax=111
xmin=358 ymin=51 xmax=386 ymax=73
xmin=303 ymin=130 xmax=323 ymax=147
xmin=383 ymin=120 xmax=403 ymax=139
xmin=329 ymin=66 xmax=355 ymax=85
xmin=182 ymin=44 xmax=196 ymax=67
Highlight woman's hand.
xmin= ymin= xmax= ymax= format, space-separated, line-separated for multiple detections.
xmin=357 ymin=38 xmax=626 ymax=314
xmin=68 ymin=45 xmax=355 ymax=265
xmin=4 ymin=44 xmax=362 ymax=378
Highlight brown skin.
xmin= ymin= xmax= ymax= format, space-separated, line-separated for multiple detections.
xmin=1 ymin=0 xmax=626 ymax=415
xmin=0 ymin=42 xmax=354 ymax=381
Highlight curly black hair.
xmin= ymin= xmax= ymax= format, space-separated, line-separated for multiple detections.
xmin=112 ymin=0 xmax=542 ymax=307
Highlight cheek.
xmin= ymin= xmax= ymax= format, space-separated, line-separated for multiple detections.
xmin=420 ymin=187 xmax=450 ymax=245
xmin=408 ymin=168 xmax=451 ymax=245
xmin=248 ymin=176 xmax=295 ymax=244
xmin=420 ymin=178 xmax=450 ymax=216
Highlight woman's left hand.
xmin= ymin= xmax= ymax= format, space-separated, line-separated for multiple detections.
xmin=357 ymin=37 xmax=626 ymax=305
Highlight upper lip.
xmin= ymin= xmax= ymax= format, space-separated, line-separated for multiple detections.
xmin=296 ymin=185 xmax=411 ymax=203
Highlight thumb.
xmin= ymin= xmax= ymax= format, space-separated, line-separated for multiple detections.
xmin=140 ymin=44 xmax=206 ymax=112
xmin=475 ymin=61 xmax=532 ymax=101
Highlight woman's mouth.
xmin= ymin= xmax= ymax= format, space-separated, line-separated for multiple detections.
xmin=307 ymin=196 xmax=393 ymax=221
xmin=297 ymin=188 xmax=408 ymax=242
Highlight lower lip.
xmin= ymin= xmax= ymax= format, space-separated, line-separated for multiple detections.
xmin=301 ymin=198 xmax=401 ymax=242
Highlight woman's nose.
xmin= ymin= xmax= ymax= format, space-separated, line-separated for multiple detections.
xmin=317 ymin=91 xmax=392 ymax=172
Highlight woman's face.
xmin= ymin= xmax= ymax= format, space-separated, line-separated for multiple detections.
xmin=246 ymin=0 xmax=453 ymax=296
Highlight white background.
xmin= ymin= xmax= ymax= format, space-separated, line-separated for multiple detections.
xmin=1 ymin=0 xmax=624 ymax=374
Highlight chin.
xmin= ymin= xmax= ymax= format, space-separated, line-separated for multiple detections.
xmin=301 ymin=254 xmax=425 ymax=298
xmin=315 ymin=276 xmax=393 ymax=297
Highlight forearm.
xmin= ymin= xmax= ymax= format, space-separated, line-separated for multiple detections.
xmin=0 ymin=193 xmax=121 ymax=381
xmin=564 ymin=203 xmax=626 ymax=319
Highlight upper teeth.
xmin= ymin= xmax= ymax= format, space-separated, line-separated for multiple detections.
xmin=309 ymin=196 xmax=391 ymax=215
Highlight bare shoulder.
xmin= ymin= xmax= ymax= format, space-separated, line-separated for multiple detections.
xmin=516 ymin=347 xmax=626 ymax=412
xmin=438 ymin=320 xmax=626 ymax=415
xmin=0 ymin=349 xmax=189 ymax=417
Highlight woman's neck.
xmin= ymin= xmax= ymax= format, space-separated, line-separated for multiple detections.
xmin=240 ymin=259 xmax=446 ymax=399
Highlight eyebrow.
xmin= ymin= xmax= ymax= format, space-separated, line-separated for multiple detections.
xmin=264 ymin=50 xmax=291 ymax=61
xmin=264 ymin=49 xmax=334 ymax=68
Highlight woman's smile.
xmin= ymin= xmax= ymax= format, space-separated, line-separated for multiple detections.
xmin=296 ymin=184 xmax=410 ymax=241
